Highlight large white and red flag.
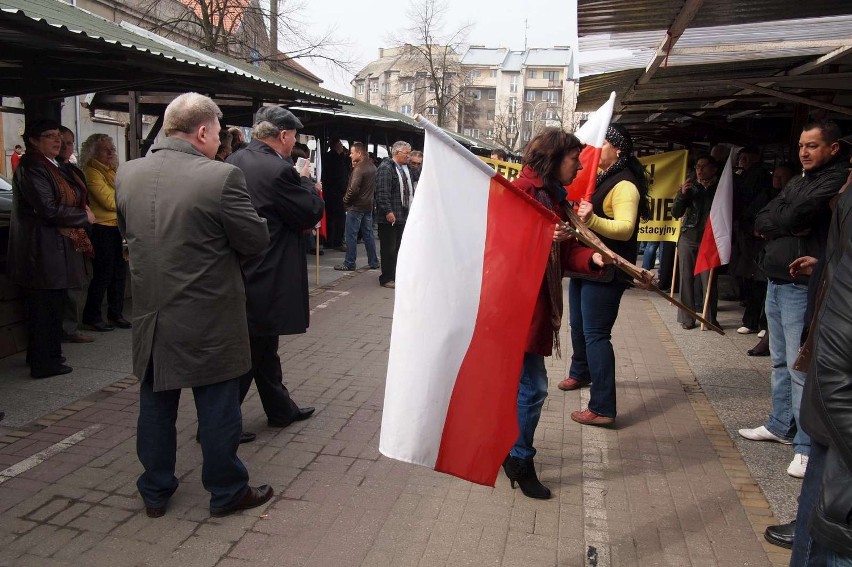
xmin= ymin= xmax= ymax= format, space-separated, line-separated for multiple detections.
xmin=379 ymin=116 xmax=558 ymax=486
xmin=564 ymin=91 xmax=616 ymax=202
xmin=694 ymin=149 xmax=737 ymax=274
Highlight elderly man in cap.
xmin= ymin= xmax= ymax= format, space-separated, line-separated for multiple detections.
xmin=227 ymin=106 xmax=324 ymax=429
xmin=116 ymin=92 xmax=271 ymax=518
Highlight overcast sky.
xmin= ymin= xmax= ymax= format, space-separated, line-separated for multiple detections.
xmin=298 ymin=0 xmax=578 ymax=95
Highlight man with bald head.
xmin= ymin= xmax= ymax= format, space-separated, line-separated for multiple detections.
xmin=117 ymin=92 xmax=272 ymax=518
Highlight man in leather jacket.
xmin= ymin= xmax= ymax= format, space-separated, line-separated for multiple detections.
xmin=790 ymin=140 xmax=852 ymax=565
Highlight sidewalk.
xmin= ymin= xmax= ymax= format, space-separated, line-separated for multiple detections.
xmin=0 ymin=269 xmax=792 ymax=566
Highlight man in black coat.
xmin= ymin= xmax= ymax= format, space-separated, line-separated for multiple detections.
xmin=227 ymin=106 xmax=324 ymax=428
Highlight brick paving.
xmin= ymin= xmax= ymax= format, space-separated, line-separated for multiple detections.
xmin=0 ymin=271 xmax=785 ymax=566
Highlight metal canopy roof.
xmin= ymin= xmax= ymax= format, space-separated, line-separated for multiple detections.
xmin=0 ymin=0 xmax=344 ymax=108
xmin=576 ymin=1 xmax=852 ymax=151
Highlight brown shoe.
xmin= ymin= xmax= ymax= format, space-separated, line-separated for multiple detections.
xmin=571 ymin=408 xmax=614 ymax=426
xmin=381 ymin=281 xmax=395 ymax=289
xmin=210 ymin=485 xmax=273 ymax=517
xmin=62 ymin=333 xmax=95 ymax=343
xmin=557 ymin=377 xmax=588 ymax=391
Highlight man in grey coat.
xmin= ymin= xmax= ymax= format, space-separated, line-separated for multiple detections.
xmin=116 ymin=93 xmax=273 ymax=518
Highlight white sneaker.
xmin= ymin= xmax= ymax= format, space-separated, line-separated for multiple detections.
xmin=737 ymin=326 xmax=758 ymax=334
xmin=788 ymin=454 xmax=809 ymax=478
xmin=738 ymin=425 xmax=793 ymax=444
xmin=758 ymin=330 xmax=766 ymax=338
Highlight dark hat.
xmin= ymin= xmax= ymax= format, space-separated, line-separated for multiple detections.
xmin=254 ymin=105 xmax=303 ymax=130
xmin=840 ymin=134 xmax=852 ymax=147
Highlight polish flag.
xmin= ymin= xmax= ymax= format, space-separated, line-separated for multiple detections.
xmin=694 ymin=149 xmax=736 ymax=274
xmin=565 ymin=92 xmax=616 ymax=202
xmin=379 ymin=116 xmax=558 ymax=486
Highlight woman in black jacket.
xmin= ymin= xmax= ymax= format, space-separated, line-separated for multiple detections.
xmin=7 ymin=119 xmax=93 ymax=378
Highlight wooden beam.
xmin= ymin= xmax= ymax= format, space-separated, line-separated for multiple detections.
xmin=671 ymin=39 xmax=852 ymax=55
xmin=729 ymin=80 xmax=852 ymax=116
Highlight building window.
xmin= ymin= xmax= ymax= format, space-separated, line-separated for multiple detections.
xmin=402 ymin=81 xmax=414 ymax=93
xmin=510 ymin=75 xmax=518 ymax=93
xmin=523 ymin=130 xmax=531 ymax=142
xmin=526 ymin=91 xmax=536 ymax=102
xmin=357 ymin=82 xmax=364 ymax=94
xmin=509 ymin=97 xmax=517 ymax=114
xmin=524 ymin=110 xmax=533 ymax=122
xmin=444 ymin=84 xmax=452 ymax=95
xmin=429 ymin=83 xmax=436 ymax=92
xmin=486 ymin=110 xmax=495 ymax=121
xmin=489 ymin=69 xmax=497 ymax=78
xmin=486 ymin=129 xmax=494 ymax=138
xmin=401 ymin=105 xmax=412 ymax=115
xmin=541 ymin=91 xmax=560 ymax=103
xmin=469 ymin=89 xmax=481 ymax=100
xmin=425 ymin=106 xmax=438 ymax=116
xmin=544 ymin=108 xmax=557 ymax=120
xmin=527 ymin=69 xmax=536 ymax=78
xmin=370 ymin=81 xmax=378 ymax=93
xmin=487 ymin=89 xmax=496 ymax=100
xmin=470 ymin=129 xmax=480 ymax=138
xmin=466 ymin=69 xmax=481 ymax=80
xmin=463 ymin=128 xmax=471 ymax=136
xmin=381 ymin=105 xmax=388 ymax=110
xmin=543 ymin=70 xmax=559 ymax=81
xmin=382 ymin=83 xmax=389 ymax=94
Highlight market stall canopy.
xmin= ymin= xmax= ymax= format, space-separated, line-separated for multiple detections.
xmin=576 ymin=0 xmax=852 ymax=149
xmin=0 ymin=0 xmax=344 ymax=110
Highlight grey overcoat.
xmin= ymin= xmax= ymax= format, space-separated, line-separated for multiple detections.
xmin=116 ymin=138 xmax=269 ymax=391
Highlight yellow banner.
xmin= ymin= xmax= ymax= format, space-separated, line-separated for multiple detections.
xmin=479 ymin=156 xmax=522 ymax=182
xmin=638 ymin=150 xmax=688 ymax=242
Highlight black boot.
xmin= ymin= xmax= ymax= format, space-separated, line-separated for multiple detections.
xmin=764 ymin=521 xmax=795 ymax=549
xmin=502 ymin=455 xmax=552 ymax=499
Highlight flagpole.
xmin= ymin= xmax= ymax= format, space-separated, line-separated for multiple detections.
xmin=670 ymin=246 xmax=679 ymax=302
xmin=316 ymin=230 xmax=320 ymax=286
xmin=700 ymin=268 xmax=716 ymax=332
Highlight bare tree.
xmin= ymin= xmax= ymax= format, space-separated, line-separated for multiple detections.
xmin=134 ymin=0 xmax=352 ymax=72
xmin=491 ymin=102 xmax=520 ymax=153
xmin=388 ymin=0 xmax=471 ymax=128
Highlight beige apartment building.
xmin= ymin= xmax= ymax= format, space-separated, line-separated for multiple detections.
xmin=352 ymin=45 xmax=578 ymax=152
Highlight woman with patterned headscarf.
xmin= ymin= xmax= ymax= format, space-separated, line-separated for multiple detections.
xmin=561 ymin=124 xmax=651 ymax=426
xmin=7 ymin=118 xmax=94 ymax=378
xmin=503 ymin=128 xmax=609 ymax=499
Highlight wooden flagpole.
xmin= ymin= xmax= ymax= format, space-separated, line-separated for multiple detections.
xmin=561 ymin=206 xmax=724 ymax=335
xmin=700 ymin=268 xmax=716 ymax=332
xmin=670 ymin=246 xmax=679 ymax=302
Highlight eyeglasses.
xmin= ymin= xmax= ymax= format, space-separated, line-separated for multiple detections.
xmin=39 ymin=133 xmax=62 ymax=140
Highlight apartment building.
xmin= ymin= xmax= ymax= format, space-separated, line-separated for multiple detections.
xmin=460 ymin=46 xmax=577 ymax=152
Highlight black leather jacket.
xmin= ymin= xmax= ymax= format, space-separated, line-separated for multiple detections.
xmin=800 ymin=186 xmax=852 ymax=556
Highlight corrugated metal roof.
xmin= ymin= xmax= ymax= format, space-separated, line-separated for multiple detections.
xmin=578 ymin=0 xmax=850 ymax=36
xmin=0 ymin=0 xmax=344 ymax=104
xmin=502 ymin=51 xmax=525 ymax=71
xmin=461 ymin=47 xmax=509 ymax=66
xmin=523 ymin=47 xmax=573 ymax=67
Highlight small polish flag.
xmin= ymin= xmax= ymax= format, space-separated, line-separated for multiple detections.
xmin=379 ymin=116 xmax=559 ymax=486
xmin=565 ymin=91 xmax=616 ymax=202
xmin=694 ymin=149 xmax=737 ymax=274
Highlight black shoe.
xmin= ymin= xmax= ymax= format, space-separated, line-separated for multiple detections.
xmin=145 ymin=505 xmax=166 ymax=518
xmin=502 ymin=455 xmax=551 ymax=499
xmin=764 ymin=521 xmax=795 ymax=549
xmin=196 ymin=431 xmax=256 ymax=444
xmin=31 ymin=365 xmax=73 ymax=379
xmin=748 ymin=335 xmax=770 ymax=357
xmin=267 ymin=407 xmax=315 ymax=428
xmin=108 ymin=317 xmax=132 ymax=329
xmin=83 ymin=321 xmax=115 ymax=332
xmin=210 ymin=485 xmax=273 ymax=517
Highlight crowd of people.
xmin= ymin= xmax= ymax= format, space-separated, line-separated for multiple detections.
xmin=6 ymin=90 xmax=852 ymax=564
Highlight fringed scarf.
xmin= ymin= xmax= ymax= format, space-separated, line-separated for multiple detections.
xmin=532 ymin=186 xmax=563 ymax=358
xmin=28 ymin=152 xmax=94 ymax=258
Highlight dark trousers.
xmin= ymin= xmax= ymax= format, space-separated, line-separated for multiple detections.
xmin=377 ymin=222 xmax=405 ymax=285
xmin=568 ymin=278 xmax=626 ymax=418
xmin=325 ymin=193 xmax=346 ymax=248
xmin=26 ymin=288 xmax=65 ymax=375
xmin=239 ymin=335 xmax=299 ymax=424
xmin=136 ymin=370 xmax=249 ymax=512
xmin=742 ymin=279 xmax=767 ymax=330
xmin=677 ymin=235 xmax=718 ymax=325
xmin=657 ymin=241 xmax=677 ymax=290
xmin=83 ymin=224 xmax=127 ymax=324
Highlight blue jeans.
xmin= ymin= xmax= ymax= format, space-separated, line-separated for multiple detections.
xmin=764 ymin=281 xmax=810 ymax=456
xmin=511 ymin=353 xmax=548 ymax=460
xmin=568 ymin=278 xmax=626 ymax=418
xmin=137 ymin=372 xmax=249 ymax=512
xmin=791 ymin=441 xmax=852 ymax=566
xmin=343 ymin=210 xmax=379 ymax=269
xmin=642 ymin=241 xmax=660 ymax=270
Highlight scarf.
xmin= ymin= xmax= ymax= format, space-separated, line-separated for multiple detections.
xmin=595 ymin=125 xmax=633 ymax=189
xmin=532 ymin=184 xmax=563 ymax=358
xmin=29 ymin=151 xmax=94 ymax=258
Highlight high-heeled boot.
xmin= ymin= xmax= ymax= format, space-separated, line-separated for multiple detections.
xmin=502 ymin=455 xmax=552 ymax=499
xmin=748 ymin=334 xmax=770 ymax=356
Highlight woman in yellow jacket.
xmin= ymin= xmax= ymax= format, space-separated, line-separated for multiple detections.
xmin=560 ymin=125 xmax=651 ymax=426
xmin=80 ymin=134 xmax=130 ymax=331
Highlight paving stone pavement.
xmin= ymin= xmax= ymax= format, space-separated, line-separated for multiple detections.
xmin=0 ymin=270 xmax=788 ymax=566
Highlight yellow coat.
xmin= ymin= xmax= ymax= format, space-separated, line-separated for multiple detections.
xmin=83 ymin=159 xmax=118 ymax=226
